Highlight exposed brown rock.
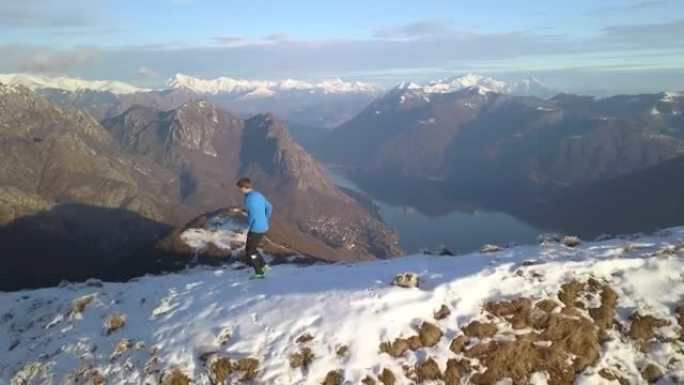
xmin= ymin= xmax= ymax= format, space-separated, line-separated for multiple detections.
xmin=210 ymin=357 xmax=232 ymax=384
xmin=378 ymin=368 xmax=396 ymax=385
xmin=444 ymin=359 xmax=465 ymax=385
xmin=641 ymin=363 xmax=664 ymax=383
xmin=434 ymin=304 xmax=451 ymax=320
xmin=335 ymin=345 xmax=348 ymax=357
xmin=628 ymin=312 xmax=671 ymax=349
xmin=289 ymin=347 xmax=315 ymax=369
xmin=379 ymin=338 xmax=409 ymax=358
xmin=234 ymin=357 xmax=260 ymax=382
xmin=407 ymin=335 xmax=423 ymax=350
xmin=419 ymin=322 xmax=443 ymax=347
xmin=361 ymin=375 xmax=376 ymax=385
xmin=462 ymin=320 xmax=498 ymax=339
xmin=676 ymin=303 xmax=684 ymax=341
xmin=562 ymin=236 xmax=581 ymax=248
xmin=589 ymin=284 xmax=619 ymax=331
xmin=536 ymin=299 xmax=559 ymax=313
xmin=415 ymin=357 xmax=442 ymax=382
xmin=296 ymin=333 xmax=314 ymax=344
xmin=558 ymin=279 xmax=586 ymax=310
xmin=162 ymin=369 xmax=191 ymax=385
xmin=449 ymin=335 xmax=469 ymax=354
xmin=484 ymin=298 xmax=537 ymax=329
xmin=598 ymin=368 xmax=630 ymax=385
xmin=322 ymin=370 xmax=343 ymax=385
xmin=392 ymin=273 xmax=419 ymax=288
xmin=104 ymin=314 xmax=126 ymax=336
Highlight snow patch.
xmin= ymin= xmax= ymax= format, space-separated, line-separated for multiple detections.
xmin=1 ymin=227 xmax=684 ymax=384
xmin=0 ymin=73 xmax=146 ymax=94
xmin=167 ymin=73 xmax=378 ymax=96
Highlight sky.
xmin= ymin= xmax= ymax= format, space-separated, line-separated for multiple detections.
xmin=0 ymin=0 xmax=683 ymax=93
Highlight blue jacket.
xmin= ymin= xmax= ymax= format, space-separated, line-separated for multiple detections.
xmin=244 ymin=190 xmax=272 ymax=233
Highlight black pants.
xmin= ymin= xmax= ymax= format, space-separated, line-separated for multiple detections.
xmin=245 ymin=232 xmax=267 ymax=274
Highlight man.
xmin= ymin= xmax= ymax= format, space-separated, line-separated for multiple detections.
xmin=236 ymin=177 xmax=273 ymax=278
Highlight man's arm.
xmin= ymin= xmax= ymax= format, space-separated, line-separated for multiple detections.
xmin=246 ymin=195 xmax=256 ymax=231
xmin=264 ymin=197 xmax=273 ymax=219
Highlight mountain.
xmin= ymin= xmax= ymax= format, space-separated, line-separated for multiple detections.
xmin=0 ymin=73 xmax=146 ymax=94
xmin=166 ymin=73 xmax=378 ymax=95
xmin=396 ymin=73 xmax=558 ymax=98
xmin=2 ymin=220 xmax=683 ymax=384
xmin=101 ymin=101 xmax=402 ymax=260
xmin=316 ymin=87 xmax=684 ymax=185
xmin=528 ymin=154 xmax=684 ymax=237
xmin=0 ymin=85 xmax=400 ymax=290
xmin=0 ymin=83 xmax=194 ymax=290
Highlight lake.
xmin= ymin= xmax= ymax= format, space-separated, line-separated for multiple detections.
xmin=324 ymin=165 xmax=547 ymax=254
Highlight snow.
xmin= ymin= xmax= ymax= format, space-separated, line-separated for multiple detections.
xmin=0 ymin=73 xmax=145 ymax=94
xmin=1 ymin=223 xmax=684 ymax=384
xmin=166 ymin=73 xmax=378 ymax=96
xmin=423 ymin=73 xmax=506 ymax=94
xmin=391 ymin=74 xmax=556 ymax=98
xmin=651 ymin=107 xmax=661 ymax=115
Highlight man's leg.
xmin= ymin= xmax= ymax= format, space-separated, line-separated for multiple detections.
xmin=245 ymin=232 xmax=267 ymax=274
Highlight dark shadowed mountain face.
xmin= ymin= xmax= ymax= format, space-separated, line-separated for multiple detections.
xmin=0 ymin=84 xmax=400 ymax=290
xmin=101 ymin=101 xmax=402 ymax=260
xmin=316 ymin=88 xmax=684 ymax=186
xmin=523 ymin=154 xmax=684 ymax=238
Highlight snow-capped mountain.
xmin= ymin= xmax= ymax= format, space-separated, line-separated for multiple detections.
xmin=0 ymin=73 xmax=146 ymax=94
xmin=166 ymin=73 xmax=379 ymax=97
xmin=2 ymin=217 xmax=683 ymax=384
xmin=394 ymin=73 xmax=559 ymax=98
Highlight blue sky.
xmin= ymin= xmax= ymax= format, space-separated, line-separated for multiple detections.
xmin=0 ymin=0 xmax=683 ymax=93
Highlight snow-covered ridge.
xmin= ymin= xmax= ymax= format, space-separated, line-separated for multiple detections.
xmin=167 ymin=73 xmax=379 ymax=96
xmin=0 ymin=73 xmax=146 ymax=95
xmin=2 ymin=220 xmax=684 ymax=385
xmin=394 ymin=73 xmax=556 ymax=98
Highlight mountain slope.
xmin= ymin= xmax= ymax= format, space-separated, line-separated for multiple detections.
xmin=528 ymin=154 xmax=684 ymax=237
xmin=317 ymin=88 xmax=684 ymax=185
xmin=2 ymin=223 xmax=683 ymax=384
xmin=0 ymin=83 xmax=192 ymax=290
xmin=101 ymin=101 xmax=402 ymax=260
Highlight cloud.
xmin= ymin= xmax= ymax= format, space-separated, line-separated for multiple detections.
xmin=600 ymin=19 xmax=684 ymax=48
xmin=375 ymin=21 xmax=453 ymax=38
xmin=17 ymin=49 xmax=97 ymax=74
xmin=0 ymin=0 xmax=112 ymax=32
xmin=262 ymin=33 xmax=296 ymax=44
xmin=212 ymin=35 xmax=247 ymax=45
xmin=587 ymin=0 xmax=669 ymax=16
xmin=135 ymin=66 xmax=158 ymax=78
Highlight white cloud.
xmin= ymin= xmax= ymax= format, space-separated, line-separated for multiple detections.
xmin=135 ymin=66 xmax=158 ymax=78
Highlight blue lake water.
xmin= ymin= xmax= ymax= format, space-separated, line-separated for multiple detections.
xmin=325 ymin=165 xmax=544 ymax=254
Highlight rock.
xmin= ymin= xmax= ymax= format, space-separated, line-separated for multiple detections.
xmin=480 ymin=244 xmax=502 ymax=253
xmin=378 ymin=368 xmax=396 ymax=385
xmin=296 ymin=333 xmax=314 ymax=344
xmin=434 ymin=304 xmax=451 ymax=320
xmin=562 ymin=236 xmax=581 ymax=247
xmin=462 ymin=321 xmax=498 ymax=339
xmin=379 ymin=338 xmax=409 ymax=358
xmin=419 ymin=322 xmax=443 ymax=347
xmin=415 ymin=358 xmax=442 ymax=382
xmin=322 ymin=370 xmax=343 ymax=385
xmin=392 ymin=273 xmax=419 ymax=288
xmin=641 ymin=364 xmax=664 ymax=383
xmin=449 ymin=335 xmax=469 ymax=354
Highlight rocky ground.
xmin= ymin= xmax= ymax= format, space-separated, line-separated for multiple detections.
xmin=1 ymin=225 xmax=684 ymax=385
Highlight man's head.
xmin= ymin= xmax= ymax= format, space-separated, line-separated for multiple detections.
xmin=236 ymin=177 xmax=253 ymax=194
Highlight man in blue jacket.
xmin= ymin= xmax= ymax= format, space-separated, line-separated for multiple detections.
xmin=236 ymin=177 xmax=272 ymax=278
